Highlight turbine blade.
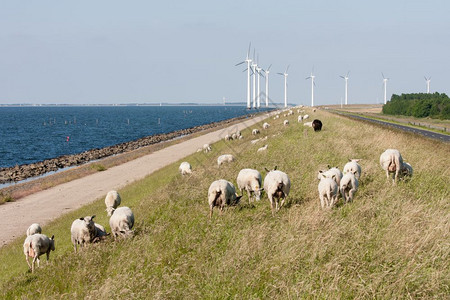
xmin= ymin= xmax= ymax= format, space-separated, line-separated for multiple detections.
xmin=339 ymin=75 xmax=345 ymax=79
xmin=267 ymin=64 xmax=272 ymax=71
xmin=382 ymin=72 xmax=385 ymax=79
xmin=347 ymin=70 xmax=350 ymax=77
xmin=235 ymin=61 xmax=245 ymax=66
xmin=247 ymin=42 xmax=251 ymax=59
xmin=243 ymin=68 xmax=248 ymax=72
xmin=424 ymin=76 xmax=427 ymax=81
xmin=286 ymin=65 xmax=290 ymax=73
xmin=277 ymin=73 xmax=284 ymax=75
xmin=306 ymin=77 xmax=311 ymax=80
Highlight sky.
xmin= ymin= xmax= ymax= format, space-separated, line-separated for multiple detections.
xmin=0 ymin=0 xmax=449 ymax=105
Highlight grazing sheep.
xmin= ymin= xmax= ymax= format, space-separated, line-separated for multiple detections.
xmin=231 ymin=133 xmax=237 ymax=140
xmin=196 ymin=148 xmax=202 ymax=153
xmin=313 ymin=108 xmax=317 ymax=112
xmin=318 ymin=173 xmax=339 ymax=209
xmin=264 ymin=167 xmax=291 ymax=215
xmin=379 ymin=149 xmax=404 ymax=183
xmin=343 ymin=159 xmax=362 ymax=180
xmin=252 ymin=129 xmax=260 ymax=135
xmin=217 ymin=154 xmax=235 ymax=167
xmin=105 ymin=190 xmax=121 ymax=217
xmin=237 ymin=169 xmax=263 ymax=203
xmin=283 ymin=120 xmax=289 ymax=126
xmin=70 ymin=215 xmax=96 ymax=252
xmin=203 ymin=144 xmax=212 ymax=153
xmin=179 ymin=161 xmax=192 ymax=175
xmin=287 ymin=110 xmax=294 ymax=116
xmin=318 ymin=166 xmax=343 ymax=187
xmin=26 ymin=223 xmax=42 ymax=236
xmin=303 ymin=121 xmax=313 ymax=127
xmin=251 ymin=138 xmax=262 ymax=144
xmin=23 ymin=234 xmax=55 ymax=273
xmin=92 ymin=223 xmax=109 ymax=242
xmin=340 ymin=173 xmax=359 ymax=203
xmin=263 ymin=122 xmax=270 ymax=129
xmin=303 ymin=114 xmax=309 ymax=120
xmin=208 ymin=179 xmax=242 ymax=218
xmin=109 ymin=207 xmax=135 ymax=239
xmin=224 ymin=134 xmax=232 ymax=141
xmin=312 ymin=119 xmax=323 ymax=131
xmin=297 ymin=115 xmax=303 ymax=122
xmin=401 ymin=162 xmax=413 ymax=179
xmin=257 ymin=144 xmax=268 ymax=152
xmin=273 ymin=114 xmax=280 ymax=120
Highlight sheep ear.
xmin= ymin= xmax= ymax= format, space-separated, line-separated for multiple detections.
xmin=348 ymin=158 xmax=352 ymax=162
xmin=327 ymin=164 xmax=331 ymax=169
xmin=51 ymin=235 xmax=54 ymax=240
xmin=332 ymin=175 xmax=336 ymax=179
xmin=264 ymin=167 xmax=270 ymax=172
xmin=260 ymin=188 xmax=264 ymax=191
xmin=274 ymin=166 xmax=277 ymax=170
xmin=353 ymin=170 xmax=357 ymax=175
xmin=319 ymin=170 xmax=323 ymax=173
xmin=322 ymin=174 xmax=326 ymax=178
xmin=91 ymin=215 xmax=96 ymax=220
xmin=79 ymin=217 xmax=84 ymax=221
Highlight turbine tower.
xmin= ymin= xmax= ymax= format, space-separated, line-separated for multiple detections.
xmin=235 ymin=43 xmax=252 ymax=109
xmin=306 ymin=70 xmax=316 ymax=107
xmin=251 ymin=49 xmax=257 ymax=108
xmin=277 ymin=65 xmax=289 ymax=108
xmin=256 ymin=55 xmax=262 ymax=108
xmin=339 ymin=71 xmax=350 ymax=105
xmin=424 ymin=76 xmax=431 ymax=94
xmin=264 ymin=64 xmax=272 ymax=107
xmin=382 ymin=73 xmax=389 ymax=104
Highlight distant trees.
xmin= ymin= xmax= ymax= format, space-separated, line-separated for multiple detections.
xmin=382 ymin=92 xmax=450 ymax=119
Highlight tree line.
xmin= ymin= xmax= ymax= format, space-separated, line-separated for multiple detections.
xmin=382 ymin=92 xmax=450 ymax=119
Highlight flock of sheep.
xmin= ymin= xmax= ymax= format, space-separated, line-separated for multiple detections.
xmin=22 ymin=107 xmax=414 ymax=272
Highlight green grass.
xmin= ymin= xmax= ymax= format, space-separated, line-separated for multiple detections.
xmin=1 ymin=109 xmax=449 ymax=298
xmin=91 ymin=163 xmax=107 ymax=172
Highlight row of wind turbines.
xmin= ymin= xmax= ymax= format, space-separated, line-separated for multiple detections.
xmin=236 ymin=44 xmax=433 ymax=108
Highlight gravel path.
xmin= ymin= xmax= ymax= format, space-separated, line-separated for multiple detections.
xmin=0 ymin=113 xmax=270 ymax=247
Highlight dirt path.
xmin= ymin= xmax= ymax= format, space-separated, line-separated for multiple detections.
xmin=0 ymin=113 xmax=271 ymax=247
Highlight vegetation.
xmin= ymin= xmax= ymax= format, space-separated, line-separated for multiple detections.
xmin=0 ymin=110 xmax=448 ymax=298
xmin=91 ymin=163 xmax=107 ymax=172
xmin=382 ymin=92 xmax=450 ymax=119
xmin=0 ymin=192 xmax=14 ymax=204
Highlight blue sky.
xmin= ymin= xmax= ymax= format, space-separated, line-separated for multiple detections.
xmin=0 ymin=0 xmax=449 ymax=105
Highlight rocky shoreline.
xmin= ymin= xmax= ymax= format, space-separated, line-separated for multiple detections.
xmin=0 ymin=113 xmax=257 ymax=184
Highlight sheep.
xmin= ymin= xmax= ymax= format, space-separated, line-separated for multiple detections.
xmin=263 ymin=167 xmax=291 ymax=215
xmin=318 ymin=173 xmax=339 ymax=209
xmin=250 ymin=138 xmax=261 ymax=144
xmin=105 ymin=190 xmax=121 ymax=217
xmin=203 ymin=143 xmax=212 ymax=153
xmin=252 ymin=129 xmax=260 ymax=135
xmin=379 ymin=149 xmax=404 ymax=183
xmin=23 ymin=234 xmax=55 ymax=272
xmin=343 ymin=159 xmax=362 ymax=180
xmin=236 ymin=169 xmax=263 ymax=203
xmin=217 ymin=154 xmax=234 ymax=167
xmin=263 ymin=122 xmax=270 ymax=129
xmin=303 ymin=114 xmax=309 ymax=120
xmin=26 ymin=223 xmax=42 ymax=236
xmin=208 ymin=179 xmax=242 ymax=218
xmin=312 ymin=119 xmax=323 ymax=131
xmin=92 ymin=223 xmax=109 ymax=242
xmin=283 ymin=120 xmax=289 ymax=126
xmin=318 ymin=166 xmax=343 ymax=187
xmin=401 ymin=162 xmax=413 ymax=179
xmin=70 ymin=215 xmax=96 ymax=252
xmin=303 ymin=121 xmax=313 ymax=127
xmin=273 ymin=114 xmax=280 ymax=120
xmin=340 ymin=172 xmax=359 ymax=203
xmin=231 ymin=133 xmax=237 ymax=140
xmin=257 ymin=144 xmax=268 ymax=152
xmin=297 ymin=115 xmax=303 ymax=122
xmin=287 ymin=110 xmax=294 ymax=116
xmin=179 ymin=161 xmax=192 ymax=175
xmin=109 ymin=207 xmax=135 ymax=239
xmin=224 ymin=134 xmax=232 ymax=141
xmin=313 ymin=108 xmax=317 ymax=112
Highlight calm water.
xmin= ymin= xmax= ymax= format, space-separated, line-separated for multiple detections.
xmin=0 ymin=106 xmax=268 ymax=168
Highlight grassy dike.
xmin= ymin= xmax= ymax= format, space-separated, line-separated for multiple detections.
xmin=0 ymin=109 xmax=448 ymax=298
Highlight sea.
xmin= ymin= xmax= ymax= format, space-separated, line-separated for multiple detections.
xmin=0 ymin=105 xmax=271 ymax=168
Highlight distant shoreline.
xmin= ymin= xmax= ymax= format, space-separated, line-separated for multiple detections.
xmin=0 ymin=103 xmax=284 ymax=107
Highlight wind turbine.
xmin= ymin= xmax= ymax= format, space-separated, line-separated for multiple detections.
xmin=263 ymin=64 xmax=272 ymax=107
xmin=235 ymin=43 xmax=252 ymax=109
xmin=277 ymin=65 xmax=289 ymax=108
xmin=306 ymin=69 xmax=316 ymax=107
xmin=382 ymin=73 xmax=389 ymax=104
xmin=256 ymin=55 xmax=262 ymax=108
xmin=251 ymin=49 xmax=257 ymax=108
xmin=424 ymin=76 xmax=431 ymax=94
xmin=339 ymin=71 xmax=350 ymax=105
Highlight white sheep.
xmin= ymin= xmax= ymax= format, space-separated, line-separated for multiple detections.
xmin=283 ymin=120 xmax=289 ymax=126
xmin=70 ymin=215 xmax=96 ymax=252
xmin=217 ymin=154 xmax=235 ymax=167
xmin=251 ymin=138 xmax=261 ymax=144
xmin=303 ymin=114 xmax=309 ymax=120
xmin=179 ymin=161 xmax=192 ymax=175
xmin=297 ymin=115 xmax=303 ymax=122
xmin=257 ymin=144 xmax=268 ymax=152
xmin=224 ymin=134 xmax=232 ymax=141
xmin=203 ymin=143 xmax=212 ymax=153
xmin=303 ymin=121 xmax=313 ymax=127
xmin=252 ymin=129 xmax=260 ymax=135
xmin=263 ymin=122 xmax=270 ymax=129
xmin=318 ymin=166 xmax=343 ymax=187
xmin=343 ymin=159 xmax=362 ymax=180
xmin=109 ymin=206 xmax=135 ymax=239
xmin=92 ymin=223 xmax=109 ymax=242
xmin=26 ymin=223 xmax=42 ymax=236
xmin=236 ymin=168 xmax=263 ymax=203
xmin=23 ymin=234 xmax=55 ymax=273
xmin=287 ymin=110 xmax=294 ymax=116
xmin=263 ymin=167 xmax=291 ymax=215
xmin=318 ymin=173 xmax=339 ymax=209
xmin=379 ymin=149 xmax=404 ymax=183
xmin=231 ymin=133 xmax=237 ymax=140
xmin=340 ymin=173 xmax=359 ymax=203
xmin=208 ymin=179 xmax=242 ymax=218
xmin=105 ymin=190 xmax=121 ymax=217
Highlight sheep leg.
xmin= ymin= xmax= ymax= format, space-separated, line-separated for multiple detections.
xmin=385 ymin=169 xmax=390 ymax=180
xmin=319 ymin=194 xmax=325 ymax=209
xmin=209 ymin=205 xmax=213 ymax=219
xmin=269 ymin=196 xmax=275 ymax=216
xmin=25 ymin=254 xmax=32 ymax=270
xmin=246 ymin=189 xmax=251 ymax=204
xmin=279 ymin=198 xmax=286 ymax=211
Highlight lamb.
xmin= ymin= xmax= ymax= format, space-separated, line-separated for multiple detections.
xmin=303 ymin=121 xmax=313 ymax=127
xmin=208 ymin=179 xmax=242 ymax=218
xmin=340 ymin=172 xmax=359 ymax=203
xmin=263 ymin=122 xmax=270 ymax=129
xmin=105 ymin=190 xmax=121 ymax=217
xmin=312 ymin=119 xmax=323 ymax=131
xmin=379 ymin=149 xmax=404 ymax=183
xmin=318 ymin=166 xmax=343 ymax=187
xmin=92 ymin=223 xmax=109 ymax=242
xmin=263 ymin=166 xmax=291 ymax=215
xmin=318 ymin=173 xmax=339 ymax=209
xmin=236 ymin=168 xmax=263 ymax=203
xmin=179 ymin=161 xmax=192 ymax=175
xmin=26 ymin=223 xmax=42 ymax=236
xmin=257 ymin=144 xmax=268 ymax=152
xmin=231 ymin=133 xmax=237 ymax=140
xmin=297 ymin=115 xmax=303 ymax=122
xmin=224 ymin=134 xmax=232 ymax=141
xmin=343 ymin=159 xmax=362 ymax=180
xmin=217 ymin=154 xmax=234 ymax=167
xmin=303 ymin=114 xmax=309 ymax=120
xmin=252 ymin=129 xmax=260 ymax=135
xmin=23 ymin=234 xmax=55 ymax=272
xmin=203 ymin=143 xmax=212 ymax=153
xmin=109 ymin=206 xmax=135 ymax=239
xmin=283 ymin=120 xmax=289 ymax=126
xmin=70 ymin=215 xmax=96 ymax=252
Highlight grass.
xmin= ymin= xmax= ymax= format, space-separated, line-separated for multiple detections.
xmin=0 ymin=109 xmax=449 ymax=298
xmin=0 ymin=192 xmax=14 ymax=204
xmin=91 ymin=163 xmax=107 ymax=172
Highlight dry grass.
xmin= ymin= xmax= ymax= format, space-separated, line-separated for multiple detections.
xmin=0 ymin=108 xmax=448 ymax=298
